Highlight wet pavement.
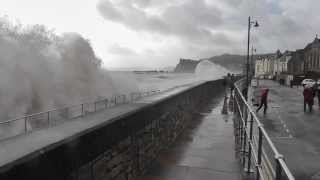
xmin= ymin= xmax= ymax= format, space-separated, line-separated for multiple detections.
xmin=0 ymin=83 xmax=200 ymax=171
xmin=253 ymin=80 xmax=320 ymax=179
xmin=136 ymin=94 xmax=243 ymax=180
xmin=0 ymin=82 xmax=244 ymax=180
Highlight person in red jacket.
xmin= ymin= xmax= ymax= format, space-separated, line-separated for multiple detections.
xmin=303 ymin=86 xmax=314 ymax=112
xmin=256 ymin=88 xmax=269 ymax=115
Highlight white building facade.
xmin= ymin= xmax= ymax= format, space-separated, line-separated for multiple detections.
xmin=254 ymin=54 xmax=276 ymax=78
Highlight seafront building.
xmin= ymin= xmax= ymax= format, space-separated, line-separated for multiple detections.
xmin=254 ymin=36 xmax=320 ymax=83
xmin=287 ymin=49 xmax=304 ymax=75
xmin=254 ymin=52 xmax=280 ymax=78
xmin=304 ymin=36 xmax=320 ymax=73
xmin=277 ymin=51 xmax=293 ymax=74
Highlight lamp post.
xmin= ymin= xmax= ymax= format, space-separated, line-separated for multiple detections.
xmin=251 ymin=47 xmax=256 ymax=77
xmin=246 ymin=16 xmax=259 ymax=97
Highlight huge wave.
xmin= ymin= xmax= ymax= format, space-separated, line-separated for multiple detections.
xmin=0 ymin=17 xmax=138 ymax=121
xmin=195 ymin=60 xmax=229 ymax=81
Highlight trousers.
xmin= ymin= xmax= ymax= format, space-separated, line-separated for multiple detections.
xmin=257 ymin=99 xmax=267 ymax=114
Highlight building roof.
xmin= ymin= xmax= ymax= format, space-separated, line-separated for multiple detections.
xmin=305 ymin=36 xmax=320 ymax=49
xmin=256 ymin=53 xmax=277 ymax=60
xmin=288 ymin=49 xmax=304 ymax=63
xmin=278 ymin=50 xmax=293 ymax=62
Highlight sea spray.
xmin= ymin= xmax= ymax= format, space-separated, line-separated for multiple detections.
xmin=195 ymin=60 xmax=230 ymax=81
xmin=0 ymin=17 xmax=138 ymax=137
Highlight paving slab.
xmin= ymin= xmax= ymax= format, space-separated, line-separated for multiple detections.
xmin=136 ymin=95 xmax=243 ymax=180
xmin=0 ymin=83 xmax=199 ymax=172
xmin=253 ymin=80 xmax=320 ymax=179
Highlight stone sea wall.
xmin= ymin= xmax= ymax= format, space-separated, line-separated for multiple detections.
xmin=0 ymin=79 xmax=225 ymax=180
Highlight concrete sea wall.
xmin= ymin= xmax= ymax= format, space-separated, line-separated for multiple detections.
xmin=0 ymin=79 xmax=225 ymax=180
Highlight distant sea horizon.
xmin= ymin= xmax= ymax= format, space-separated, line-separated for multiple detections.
xmin=105 ymin=66 xmax=175 ymax=72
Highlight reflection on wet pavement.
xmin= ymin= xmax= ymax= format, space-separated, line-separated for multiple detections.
xmin=136 ymin=95 xmax=242 ymax=180
xmin=254 ymin=80 xmax=320 ymax=179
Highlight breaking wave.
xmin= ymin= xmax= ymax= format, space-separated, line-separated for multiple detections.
xmin=0 ymin=17 xmax=138 ymax=121
xmin=195 ymin=60 xmax=229 ymax=81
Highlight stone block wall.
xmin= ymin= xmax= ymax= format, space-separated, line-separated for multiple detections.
xmin=0 ymin=79 xmax=224 ymax=180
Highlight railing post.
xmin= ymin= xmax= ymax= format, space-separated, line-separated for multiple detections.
xmin=234 ymin=93 xmax=238 ymax=114
xmin=235 ymin=94 xmax=241 ymax=150
xmin=24 ymin=117 xmax=28 ymax=133
xmin=242 ymin=101 xmax=246 ymax=120
xmin=66 ymin=107 xmax=69 ymax=119
xmin=114 ymin=96 xmax=117 ymax=105
xmin=239 ymin=117 xmax=243 ymax=153
xmin=256 ymin=127 xmax=263 ymax=180
xmin=247 ymin=114 xmax=254 ymax=173
xmin=275 ymin=156 xmax=283 ymax=180
xmin=232 ymin=92 xmax=235 ymax=113
xmin=91 ymin=161 xmax=95 ymax=180
xmin=81 ymin=104 xmax=84 ymax=116
xmin=47 ymin=111 xmax=50 ymax=127
xmin=242 ymin=108 xmax=249 ymax=167
xmin=105 ymin=99 xmax=108 ymax=108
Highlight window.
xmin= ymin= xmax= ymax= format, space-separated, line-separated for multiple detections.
xmin=315 ymin=51 xmax=318 ymax=68
xmin=318 ymin=51 xmax=320 ymax=68
xmin=309 ymin=55 xmax=312 ymax=70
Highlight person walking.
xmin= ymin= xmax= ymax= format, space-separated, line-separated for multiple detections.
xmin=317 ymin=83 xmax=320 ymax=109
xmin=303 ymin=85 xmax=314 ymax=112
xmin=230 ymin=74 xmax=235 ymax=94
xmin=256 ymin=88 xmax=269 ymax=115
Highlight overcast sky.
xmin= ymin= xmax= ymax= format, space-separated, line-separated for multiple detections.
xmin=1 ymin=0 xmax=320 ymax=69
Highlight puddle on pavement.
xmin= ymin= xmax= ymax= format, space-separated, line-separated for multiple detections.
xmin=259 ymin=115 xmax=290 ymax=138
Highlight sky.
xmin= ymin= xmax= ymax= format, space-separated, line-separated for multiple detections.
xmin=1 ymin=0 xmax=320 ymax=69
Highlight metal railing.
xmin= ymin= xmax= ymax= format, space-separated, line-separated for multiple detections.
xmin=0 ymin=90 xmax=161 ymax=141
xmin=232 ymin=78 xmax=294 ymax=180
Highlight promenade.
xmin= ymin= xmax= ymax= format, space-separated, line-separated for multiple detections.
xmin=137 ymin=94 xmax=243 ymax=180
xmin=254 ymin=80 xmax=320 ymax=180
xmin=0 ymin=81 xmax=245 ymax=180
xmin=0 ymin=83 xmax=200 ymax=172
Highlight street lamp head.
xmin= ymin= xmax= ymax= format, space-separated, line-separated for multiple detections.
xmin=254 ymin=21 xmax=259 ymax=27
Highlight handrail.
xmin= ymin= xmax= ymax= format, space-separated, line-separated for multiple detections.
xmin=233 ymin=78 xmax=294 ymax=180
xmin=279 ymin=159 xmax=295 ymax=180
xmin=234 ymin=81 xmax=281 ymax=157
xmin=0 ymin=89 xmax=161 ymax=140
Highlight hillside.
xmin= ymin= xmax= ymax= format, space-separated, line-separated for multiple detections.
xmin=206 ymin=54 xmax=246 ymax=72
xmin=174 ymin=59 xmax=199 ymax=73
xmin=174 ymin=54 xmax=263 ymax=73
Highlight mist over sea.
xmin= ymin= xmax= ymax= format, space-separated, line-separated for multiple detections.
xmin=111 ymin=60 xmax=230 ymax=93
xmin=0 ymin=16 xmax=232 ymax=139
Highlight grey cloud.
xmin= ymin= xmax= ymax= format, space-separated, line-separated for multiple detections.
xmin=97 ymin=0 xmax=222 ymax=44
xmin=98 ymin=0 xmax=169 ymax=33
xmin=217 ymin=0 xmax=320 ymax=53
xmin=220 ymin=0 xmax=245 ymax=8
xmin=98 ymin=0 xmax=320 ymax=64
xmin=131 ymin=0 xmax=152 ymax=8
xmin=131 ymin=0 xmax=181 ymax=9
xmin=97 ymin=0 xmax=123 ymax=21
xmin=144 ymin=49 xmax=155 ymax=56
xmin=108 ymin=44 xmax=137 ymax=55
xmin=211 ymin=32 xmax=233 ymax=46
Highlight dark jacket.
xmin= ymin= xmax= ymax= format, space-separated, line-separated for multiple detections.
xmin=261 ymin=89 xmax=269 ymax=101
xmin=303 ymin=87 xmax=314 ymax=103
